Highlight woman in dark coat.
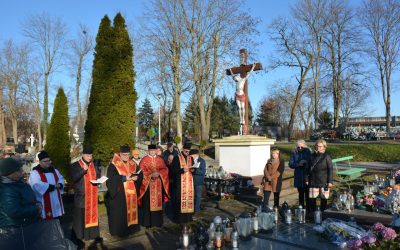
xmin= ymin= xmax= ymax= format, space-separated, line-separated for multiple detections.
xmin=0 ymin=158 xmax=40 ymax=228
xmin=263 ymin=148 xmax=285 ymax=208
xmin=305 ymin=139 xmax=333 ymax=212
xmin=289 ymin=140 xmax=311 ymax=209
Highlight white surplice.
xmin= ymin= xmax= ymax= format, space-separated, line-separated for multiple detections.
xmin=28 ymin=168 xmax=65 ymax=219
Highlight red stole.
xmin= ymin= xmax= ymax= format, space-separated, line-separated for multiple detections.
xmin=112 ymin=154 xmax=138 ymax=226
xmin=78 ymin=160 xmax=99 ymax=228
xmin=178 ymin=154 xmax=194 ymax=213
xmin=36 ymin=168 xmax=64 ymax=220
xmin=138 ymin=156 xmax=169 ymax=211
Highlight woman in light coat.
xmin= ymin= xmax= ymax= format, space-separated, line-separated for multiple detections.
xmin=263 ymin=148 xmax=285 ymax=208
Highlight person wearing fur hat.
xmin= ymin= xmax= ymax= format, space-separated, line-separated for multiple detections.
xmin=170 ymin=143 xmax=195 ymax=223
xmin=0 ymin=158 xmax=41 ymax=228
xmin=28 ymin=151 xmax=65 ymax=220
xmin=70 ymin=146 xmax=101 ymax=247
xmin=138 ymin=144 xmax=170 ymax=228
xmin=106 ymin=145 xmax=142 ymax=237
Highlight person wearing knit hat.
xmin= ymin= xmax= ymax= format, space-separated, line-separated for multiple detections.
xmin=69 ymin=145 xmax=101 ymax=246
xmin=131 ymin=149 xmax=141 ymax=166
xmin=0 ymin=157 xmax=22 ymax=176
xmin=28 ymin=151 xmax=65 ymax=220
xmin=106 ymin=145 xmax=142 ymax=236
xmin=0 ymin=158 xmax=41 ymax=229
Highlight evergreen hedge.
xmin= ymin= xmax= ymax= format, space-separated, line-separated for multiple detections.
xmin=84 ymin=13 xmax=137 ymax=166
xmin=45 ymin=88 xmax=71 ymax=182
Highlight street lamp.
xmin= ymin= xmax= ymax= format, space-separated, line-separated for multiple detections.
xmin=156 ymin=94 xmax=162 ymax=145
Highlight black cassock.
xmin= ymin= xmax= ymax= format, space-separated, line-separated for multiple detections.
xmin=106 ymin=164 xmax=142 ymax=237
xmin=170 ymin=155 xmax=194 ymax=223
xmin=70 ymin=160 xmax=100 ymax=240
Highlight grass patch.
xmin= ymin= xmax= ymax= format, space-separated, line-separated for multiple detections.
xmin=276 ymin=144 xmax=400 ymax=162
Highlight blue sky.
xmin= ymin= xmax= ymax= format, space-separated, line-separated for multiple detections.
xmin=1 ymin=0 xmax=398 ymax=118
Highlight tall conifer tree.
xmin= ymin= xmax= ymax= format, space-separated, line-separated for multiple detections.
xmin=45 ymin=88 xmax=70 ymax=182
xmin=84 ymin=14 xmax=136 ymax=165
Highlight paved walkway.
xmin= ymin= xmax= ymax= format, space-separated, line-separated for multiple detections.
xmin=80 ymin=143 xmax=396 ymax=249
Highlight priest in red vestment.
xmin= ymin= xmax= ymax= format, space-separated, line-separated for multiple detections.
xmin=138 ymin=144 xmax=169 ymax=228
xmin=170 ymin=143 xmax=194 ymax=223
xmin=106 ymin=145 xmax=142 ymax=237
xmin=70 ymin=146 xmax=101 ymax=247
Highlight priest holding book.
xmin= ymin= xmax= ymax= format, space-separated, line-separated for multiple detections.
xmin=170 ymin=143 xmax=195 ymax=223
xmin=106 ymin=145 xmax=142 ymax=237
xmin=70 ymin=146 xmax=101 ymax=247
xmin=139 ymin=144 xmax=170 ymax=228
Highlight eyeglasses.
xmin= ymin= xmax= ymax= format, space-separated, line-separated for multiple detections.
xmin=297 ymin=147 xmax=304 ymax=150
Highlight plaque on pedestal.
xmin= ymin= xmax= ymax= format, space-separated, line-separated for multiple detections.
xmin=28 ymin=146 xmax=36 ymax=154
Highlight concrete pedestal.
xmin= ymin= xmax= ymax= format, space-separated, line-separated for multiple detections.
xmin=213 ymin=135 xmax=275 ymax=177
xmin=27 ymin=146 xmax=36 ymax=154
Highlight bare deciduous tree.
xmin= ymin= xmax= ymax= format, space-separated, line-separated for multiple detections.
xmin=297 ymin=80 xmax=315 ymax=138
xmin=68 ymin=24 xmax=93 ymax=131
xmin=360 ymin=0 xmax=400 ymax=133
xmin=138 ymin=0 xmax=192 ymax=147
xmin=22 ymin=12 xmax=67 ymax=140
xmin=139 ymin=0 xmax=259 ymax=144
xmin=323 ymin=0 xmax=360 ymax=128
xmin=179 ymin=0 xmax=259 ymax=142
xmin=293 ymin=0 xmax=328 ymax=130
xmin=340 ymin=73 xmax=371 ymax=128
xmin=22 ymin=61 xmax=43 ymax=150
xmin=0 ymin=75 xmax=6 ymax=147
xmin=0 ymin=40 xmax=29 ymax=145
xmin=268 ymin=18 xmax=314 ymax=141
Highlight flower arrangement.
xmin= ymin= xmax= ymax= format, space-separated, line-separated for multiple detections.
xmin=347 ymin=222 xmax=399 ymax=250
xmin=393 ymin=170 xmax=400 ymax=182
xmin=372 ymin=197 xmax=385 ymax=209
xmin=385 ymin=188 xmax=400 ymax=214
xmin=360 ymin=193 xmax=376 ymax=206
xmin=381 ymin=187 xmax=393 ymax=197
xmin=315 ymin=218 xmax=368 ymax=247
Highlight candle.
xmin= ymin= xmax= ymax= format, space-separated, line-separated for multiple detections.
xmin=252 ymin=217 xmax=259 ymax=233
xmin=214 ymin=233 xmax=222 ymax=248
xmin=183 ymin=234 xmax=189 ymax=247
xmin=231 ymin=230 xmax=238 ymax=248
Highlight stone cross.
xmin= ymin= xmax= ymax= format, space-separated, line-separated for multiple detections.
xmin=29 ymin=133 xmax=35 ymax=147
xmin=226 ymin=49 xmax=262 ymax=135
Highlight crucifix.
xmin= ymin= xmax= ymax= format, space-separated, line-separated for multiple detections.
xmin=226 ymin=49 xmax=262 ymax=135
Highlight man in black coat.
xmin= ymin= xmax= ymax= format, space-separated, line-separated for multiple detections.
xmin=70 ymin=146 xmax=101 ymax=248
xmin=106 ymin=145 xmax=142 ymax=237
xmin=189 ymin=149 xmax=206 ymax=212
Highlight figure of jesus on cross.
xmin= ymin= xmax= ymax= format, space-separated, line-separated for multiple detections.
xmin=226 ymin=49 xmax=262 ymax=135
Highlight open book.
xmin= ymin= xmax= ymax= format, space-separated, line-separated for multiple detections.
xmin=131 ymin=169 xmax=142 ymax=176
xmin=90 ymin=176 xmax=108 ymax=184
xmin=191 ymin=162 xmax=200 ymax=169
